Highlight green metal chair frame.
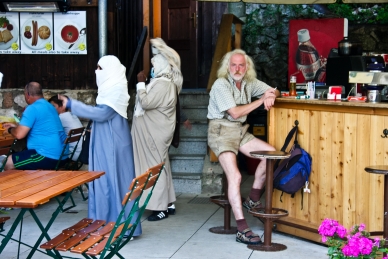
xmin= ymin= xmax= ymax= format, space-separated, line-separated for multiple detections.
xmin=41 ymin=162 xmax=165 ymax=259
xmin=0 ymin=138 xmax=17 ymax=172
xmin=55 ymin=127 xmax=85 ymax=171
xmin=54 ymin=127 xmax=86 ymax=212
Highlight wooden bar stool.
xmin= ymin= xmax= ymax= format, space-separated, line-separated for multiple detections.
xmin=209 ymin=172 xmax=237 ymax=234
xmin=365 ymin=165 xmax=388 ymax=239
xmin=248 ymin=150 xmax=290 ymax=251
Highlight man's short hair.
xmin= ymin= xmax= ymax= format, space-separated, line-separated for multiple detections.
xmin=48 ymin=95 xmax=63 ymax=107
xmin=25 ymin=82 xmax=43 ymax=97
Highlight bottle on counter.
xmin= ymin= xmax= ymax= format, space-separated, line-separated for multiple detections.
xmin=295 ymin=29 xmax=321 ymax=82
xmin=289 ymin=75 xmax=297 ymax=96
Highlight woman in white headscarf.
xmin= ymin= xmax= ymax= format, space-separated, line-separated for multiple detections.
xmin=132 ymin=38 xmax=183 ymax=221
xmin=59 ymin=55 xmax=142 ymax=236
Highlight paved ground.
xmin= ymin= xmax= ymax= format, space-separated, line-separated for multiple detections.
xmin=0 ymin=174 xmax=328 ymax=259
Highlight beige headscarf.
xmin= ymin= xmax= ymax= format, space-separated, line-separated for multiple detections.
xmin=150 ymin=38 xmax=183 ymax=92
xmin=95 ymin=55 xmax=130 ymax=119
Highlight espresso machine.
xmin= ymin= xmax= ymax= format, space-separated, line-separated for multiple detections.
xmin=348 ymin=71 xmax=388 ymax=102
xmin=326 ymin=49 xmax=387 ymax=101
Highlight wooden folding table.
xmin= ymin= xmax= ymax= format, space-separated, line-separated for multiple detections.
xmin=0 ymin=169 xmax=105 ymax=259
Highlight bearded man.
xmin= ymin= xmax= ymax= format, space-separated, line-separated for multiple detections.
xmin=207 ymin=49 xmax=280 ymax=245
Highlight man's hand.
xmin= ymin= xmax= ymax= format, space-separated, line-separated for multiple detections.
xmin=58 ymin=94 xmax=68 ymax=108
xmin=261 ymin=88 xmax=277 ymax=111
xmin=3 ymin=122 xmax=17 ymax=130
xmin=3 ymin=123 xmax=30 ymax=139
xmin=137 ymin=71 xmax=147 ymax=83
xmin=183 ymin=119 xmax=192 ymax=130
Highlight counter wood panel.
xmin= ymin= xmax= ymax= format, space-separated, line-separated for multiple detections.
xmin=268 ymin=99 xmax=388 ymax=242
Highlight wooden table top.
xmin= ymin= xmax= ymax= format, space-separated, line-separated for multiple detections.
xmin=0 ymin=170 xmax=105 ymax=208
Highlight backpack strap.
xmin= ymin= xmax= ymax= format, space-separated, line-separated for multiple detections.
xmin=274 ymin=125 xmax=299 ymax=170
xmin=300 ymin=188 xmax=304 ymax=210
xmin=279 ymin=125 xmax=298 ymax=152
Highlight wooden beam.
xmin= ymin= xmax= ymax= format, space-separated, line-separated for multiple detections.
xmin=69 ymin=0 xmax=98 ymax=7
xmin=153 ymin=0 xmax=162 ymax=37
xmin=143 ymin=0 xmax=151 ymax=74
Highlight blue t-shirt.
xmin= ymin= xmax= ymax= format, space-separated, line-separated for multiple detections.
xmin=20 ymin=99 xmax=68 ymax=160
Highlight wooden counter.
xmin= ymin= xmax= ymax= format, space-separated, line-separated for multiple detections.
xmin=268 ymin=98 xmax=388 ymax=243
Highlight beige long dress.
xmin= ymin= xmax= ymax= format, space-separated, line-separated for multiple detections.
xmin=132 ymin=77 xmax=177 ymax=211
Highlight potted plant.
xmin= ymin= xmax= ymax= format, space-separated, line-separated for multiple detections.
xmin=318 ymin=218 xmax=388 ymax=259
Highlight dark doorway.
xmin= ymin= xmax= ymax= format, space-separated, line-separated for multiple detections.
xmin=162 ymin=0 xmax=198 ymax=89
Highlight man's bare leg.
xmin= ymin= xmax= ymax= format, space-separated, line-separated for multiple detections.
xmin=239 ymin=138 xmax=276 ymax=207
xmin=218 ymin=151 xmax=261 ymax=244
xmin=4 ymin=156 xmax=15 ymax=171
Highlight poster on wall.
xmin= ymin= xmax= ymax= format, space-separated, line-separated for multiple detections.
xmin=288 ymin=18 xmax=347 ymax=84
xmin=0 ymin=11 xmax=86 ymax=55
xmin=0 ymin=13 xmax=20 ymax=54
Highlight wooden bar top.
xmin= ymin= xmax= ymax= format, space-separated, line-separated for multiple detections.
xmin=276 ymin=96 xmax=388 ymax=107
xmin=274 ymin=97 xmax=388 ymax=116
xmin=0 ymin=170 xmax=104 ymax=208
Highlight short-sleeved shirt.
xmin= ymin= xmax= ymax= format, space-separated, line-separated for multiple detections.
xmin=207 ymin=75 xmax=272 ymax=123
xmin=20 ymin=98 xmax=67 ymax=160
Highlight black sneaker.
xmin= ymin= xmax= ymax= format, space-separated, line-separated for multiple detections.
xmin=147 ymin=210 xmax=169 ymax=221
xmin=167 ymin=204 xmax=176 ymax=215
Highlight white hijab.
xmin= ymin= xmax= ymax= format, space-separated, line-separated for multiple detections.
xmin=95 ymin=55 xmax=130 ymax=119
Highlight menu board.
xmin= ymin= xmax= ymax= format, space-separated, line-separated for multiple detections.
xmin=0 ymin=11 xmax=87 ymax=55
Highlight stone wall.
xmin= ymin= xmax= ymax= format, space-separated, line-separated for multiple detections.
xmin=0 ymin=89 xmax=137 ymax=125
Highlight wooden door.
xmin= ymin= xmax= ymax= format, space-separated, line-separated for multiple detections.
xmin=162 ymin=0 xmax=198 ymax=89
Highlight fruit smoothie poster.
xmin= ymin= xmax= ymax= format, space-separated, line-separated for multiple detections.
xmin=0 ymin=11 xmax=86 ymax=55
xmin=288 ymin=18 xmax=347 ymax=84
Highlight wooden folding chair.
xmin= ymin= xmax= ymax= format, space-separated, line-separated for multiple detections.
xmin=0 ymin=138 xmax=17 ymax=172
xmin=41 ymin=162 xmax=165 ymax=259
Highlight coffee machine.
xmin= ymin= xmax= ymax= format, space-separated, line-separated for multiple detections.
xmin=326 ymin=48 xmax=366 ymax=97
xmin=326 ymin=49 xmax=387 ymax=98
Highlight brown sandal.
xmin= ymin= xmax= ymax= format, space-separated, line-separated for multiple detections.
xmin=236 ymin=228 xmax=262 ymax=245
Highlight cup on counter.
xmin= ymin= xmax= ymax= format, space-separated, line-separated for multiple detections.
xmin=307 ymin=89 xmax=315 ymax=99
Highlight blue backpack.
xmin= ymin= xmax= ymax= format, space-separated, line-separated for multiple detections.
xmin=273 ymin=123 xmax=312 ymax=201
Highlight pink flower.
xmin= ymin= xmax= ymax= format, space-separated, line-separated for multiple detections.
xmin=319 ymin=218 xmax=388 ymax=258
xmin=318 ymin=218 xmax=341 ymax=237
xmin=342 ymin=233 xmax=373 ymax=256
xmin=336 ymin=225 xmax=347 ymax=238
xmin=359 ymin=223 xmax=365 ymax=232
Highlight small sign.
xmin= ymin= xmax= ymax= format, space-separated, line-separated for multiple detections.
xmin=253 ymin=126 xmax=265 ymax=136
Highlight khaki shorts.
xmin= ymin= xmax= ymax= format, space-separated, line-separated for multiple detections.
xmin=208 ymin=119 xmax=255 ymax=157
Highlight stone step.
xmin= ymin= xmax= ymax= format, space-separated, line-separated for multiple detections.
xmin=172 ymin=172 xmax=202 ymax=194
xmin=181 ymin=105 xmax=208 ymax=121
xmin=169 ymin=136 xmax=207 ymax=155
xmin=179 ymin=120 xmax=208 ymax=137
xmin=179 ymin=91 xmax=209 ymax=106
xmin=170 ymin=154 xmax=205 ymax=173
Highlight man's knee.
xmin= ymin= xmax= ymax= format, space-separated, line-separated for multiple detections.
xmin=228 ymin=173 xmax=242 ymax=186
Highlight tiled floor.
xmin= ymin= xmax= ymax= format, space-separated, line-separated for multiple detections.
xmin=0 ymin=174 xmax=328 ymax=259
